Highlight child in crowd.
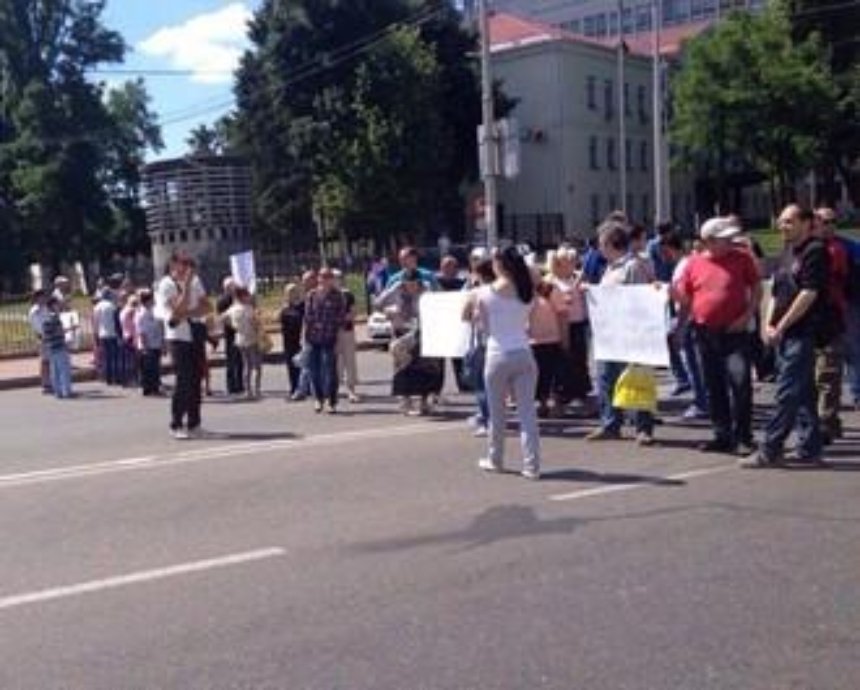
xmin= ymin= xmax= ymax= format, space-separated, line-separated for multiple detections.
xmin=529 ymin=271 xmax=565 ymax=418
xmin=135 ymin=290 xmax=164 ymax=396
xmin=225 ymin=287 xmax=263 ymax=399
xmin=42 ymin=296 xmax=73 ymax=399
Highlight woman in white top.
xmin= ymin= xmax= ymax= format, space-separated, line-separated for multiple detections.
xmin=475 ymin=246 xmax=542 ymax=480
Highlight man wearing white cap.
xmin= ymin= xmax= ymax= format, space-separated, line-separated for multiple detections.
xmin=674 ymin=217 xmax=762 ymax=455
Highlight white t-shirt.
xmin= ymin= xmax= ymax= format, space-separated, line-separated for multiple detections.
xmin=93 ymin=299 xmax=117 ymax=339
xmin=155 ymin=275 xmax=206 ymax=343
xmin=477 ymin=285 xmax=533 ymax=357
xmin=225 ymin=302 xmax=258 ymax=347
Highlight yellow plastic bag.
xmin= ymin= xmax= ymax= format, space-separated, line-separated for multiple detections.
xmin=612 ymin=365 xmax=657 ymax=413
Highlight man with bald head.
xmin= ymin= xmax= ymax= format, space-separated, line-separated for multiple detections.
xmin=742 ymin=205 xmax=831 ymax=468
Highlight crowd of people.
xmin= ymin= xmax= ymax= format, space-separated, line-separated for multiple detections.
xmin=27 ymin=204 xmax=860 ymax=477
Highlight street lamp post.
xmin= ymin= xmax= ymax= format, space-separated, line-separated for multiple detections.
xmin=478 ymin=0 xmax=499 ymax=249
xmin=617 ymin=0 xmax=628 ymax=214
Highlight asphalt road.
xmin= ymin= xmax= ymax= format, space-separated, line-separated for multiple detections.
xmin=0 ymin=351 xmax=858 ymax=690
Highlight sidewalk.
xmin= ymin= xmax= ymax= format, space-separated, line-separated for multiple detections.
xmin=0 ymin=325 xmax=382 ymax=391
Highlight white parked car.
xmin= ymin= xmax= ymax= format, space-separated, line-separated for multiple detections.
xmin=366 ymin=311 xmax=394 ymax=345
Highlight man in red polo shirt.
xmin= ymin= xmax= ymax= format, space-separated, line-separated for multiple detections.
xmin=674 ymin=217 xmax=762 ymax=455
xmin=813 ymin=207 xmax=848 ymax=443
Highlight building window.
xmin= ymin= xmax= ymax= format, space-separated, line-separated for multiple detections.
xmin=604 ymin=79 xmax=614 ymax=120
xmin=587 ymin=76 xmax=597 ymax=110
xmin=595 ymin=13 xmax=608 ymax=37
xmin=624 ymin=83 xmax=631 ymax=116
xmin=622 ymin=7 xmax=634 ymax=33
xmin=637 ymin=85 xmax=648 ymax=123
xmin=636 ymin=5 xmax=652 ymax=31
xmin=589 ymin=136 xmax=600 ymax=170
xmin=609 ymin=11 xmax=619 ymax=35
xmin=640 ymin=141 xmax=648 ymax=171
xmin=642 ymin=194 xmax=650 ymax=222
xmin=609 ymin=193 xmax=617 ymax=213
xmin=606 ymin=138 xmax=616 ymax=170
xmin=584 ymin=15 xmax=597 ymax=36
xmin=626 ymin=194 xmax=634 ymax=216
xmin=625 ymin=139 xmax=633 ymax=171
xmin=179 ymin=231 xmax=188 ymax=243
xmin=591 ymin=194 xmax=601 ymax=226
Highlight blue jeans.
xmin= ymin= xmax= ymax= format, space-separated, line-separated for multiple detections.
xmin=845 ymin=302 xmax=860 ymax=403
xmin=681 ymin=323 xmax=708 ymax=410
xmin=694 ymin=327 xmax=753 ymax=446
xmin=308 ymin=343 xmax=338 ymax=406
xmin=49 ymin=348 xmax=72 ymax=398
xmin=597 ymin=361 xmax=653 ymax=434
xmin=99 ymin=337 xmax=120 ymax=385
xmin=763 ymin=335 xmax=821 ymax=459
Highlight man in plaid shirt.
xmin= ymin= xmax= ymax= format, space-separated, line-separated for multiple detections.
xmin=304 ymin=267 xmax=347 ymax=413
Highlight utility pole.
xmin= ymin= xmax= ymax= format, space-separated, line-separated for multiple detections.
xmin=652 ymin=0 xmax=665 ymax=225
xmin=617 ymin=0 xmax=628 ymax=214
xmin=478 ymin=0 xmax=499 ymax=248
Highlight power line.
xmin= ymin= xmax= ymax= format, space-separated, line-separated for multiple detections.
xmin=158 ymin=6 xmax=448 ymax=129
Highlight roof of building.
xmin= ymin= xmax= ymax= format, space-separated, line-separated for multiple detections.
xmin=489 ymin=12 xmax=712 ymax=58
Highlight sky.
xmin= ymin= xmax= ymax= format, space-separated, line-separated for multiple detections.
xmin=100 ymin=1 xmax=262 ymax=160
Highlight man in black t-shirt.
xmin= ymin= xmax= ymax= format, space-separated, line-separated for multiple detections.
xmin=742 ymin=205 xmax=829 ymax=468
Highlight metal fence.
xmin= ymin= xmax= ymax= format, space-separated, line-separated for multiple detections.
xmin=0 ymin=299 xmax=95 ymax=358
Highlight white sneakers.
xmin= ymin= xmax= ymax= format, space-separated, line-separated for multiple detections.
xmin=477 ymin=458 xmax=541 ymax=481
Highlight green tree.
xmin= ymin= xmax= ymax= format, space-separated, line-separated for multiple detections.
xmin=234 ymin=0 xmax=483 ymax=253
xmin=788 ymin=0 xmax=860 ymax=206
xmin=0 ymin=0 xmax=142 ymax=272
xmin=671 ymin=4 xmax=837 ymax=214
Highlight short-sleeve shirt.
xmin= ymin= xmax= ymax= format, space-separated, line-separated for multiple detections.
xmin=225 ymin=302 xmax=258 ymax=347
xmin=155 ymin=275 xmax=206 ymax=343
xmin=677 ymin=249 xmax=760 ymax=331
xmin=771 ymin=238 xmax=830 ymax=340
xmin=529 ymin=296 xmax=562 ymax=345
xmin=93 ymin=300 xmax=118 ymax=339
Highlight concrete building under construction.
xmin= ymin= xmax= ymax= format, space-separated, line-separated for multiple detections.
xmin=142 ymin=155 xmax=252 ymax=287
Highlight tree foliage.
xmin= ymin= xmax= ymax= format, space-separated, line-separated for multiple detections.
xmin=0 ymin=0 xmax=161 ymax=284
xmin=233 ymin=0 xmax=484 ymax=252
xmin=671 ymin=4 xmax=838 ymax=213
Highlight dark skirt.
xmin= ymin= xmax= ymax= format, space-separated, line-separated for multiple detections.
xmin=556 ymin=321 xmax=592 ymax=401
xmin=392 ymin=335 xmax=443 ymax=397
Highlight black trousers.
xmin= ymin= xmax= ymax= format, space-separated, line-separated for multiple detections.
xmin=694 ymin=326 xmax=753 ymax=446
xmin=225 ymin=333 xmax=244 ymax=394
xmin=532 ymin=342 xmax=563 ymax=401
xmin=170 ymin=340 xmax=202 ymax=431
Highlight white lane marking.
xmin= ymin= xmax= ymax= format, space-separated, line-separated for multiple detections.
xmin=0 ymin=548 xmax=286 ymax=612
xmin=0 ymin=423 xmax=440 ymax=490
xmin=548 ymin=465 xmax=734 ymax=502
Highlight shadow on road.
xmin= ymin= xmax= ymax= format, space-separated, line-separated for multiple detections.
xmin=351 ymin=504 xmax=698 ymax=554
xmin=540 ymin=468 xmax=686 ymax=487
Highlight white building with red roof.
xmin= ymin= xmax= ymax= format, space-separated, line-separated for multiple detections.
xmin=487 ymin=12 xmax=701 ymax=237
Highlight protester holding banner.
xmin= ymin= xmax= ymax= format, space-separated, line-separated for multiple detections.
xmin=474 ymin=246 xmax=541 ymax=481
xmin=376 ymin=269 xmax=440 ymax=416
xmin=586 ymin=218 xmax=658 ymax=446
xmin=674 ymin=217 xmax=761 ymax=455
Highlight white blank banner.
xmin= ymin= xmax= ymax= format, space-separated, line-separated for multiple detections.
xmin=587 ymin=285 xmax=670 ymax=367
xmin=420 ymin=292 xmax=472 ymax=358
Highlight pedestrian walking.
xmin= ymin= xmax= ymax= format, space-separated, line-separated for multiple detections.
xmin=27 ymin=290 xmax=51 ymax=394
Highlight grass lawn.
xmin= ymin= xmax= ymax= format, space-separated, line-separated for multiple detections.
xmin=751 ymin=227 xmax=860 ymax=257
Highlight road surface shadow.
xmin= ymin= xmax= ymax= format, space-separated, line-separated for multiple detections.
xmin=352 ymin=504 xmax=698 ymax=553
xmin=540 ymin=468 xmax=686 ymax=487
xmin=202 ymin=431 xmax=301 ymax=441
